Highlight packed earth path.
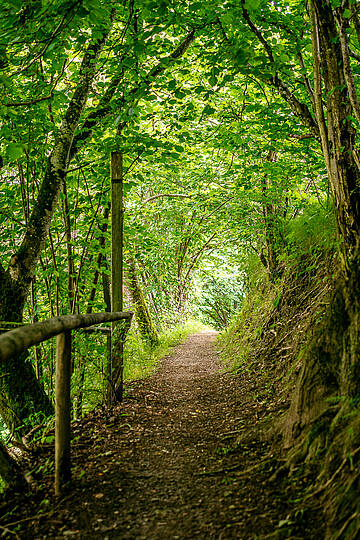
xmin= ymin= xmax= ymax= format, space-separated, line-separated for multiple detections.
xmin=1 ymin=331 xmax=323 ymax=539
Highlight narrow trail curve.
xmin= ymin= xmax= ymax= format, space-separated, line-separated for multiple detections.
xmin=16 ymin=331 xmax=319 ymax=539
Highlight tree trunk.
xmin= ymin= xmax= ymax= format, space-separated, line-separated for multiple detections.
xmin=126 ymin=258 xmax=159 ymax=347
xmin=278 ymin=4 xmax=360 ymax=534
xmin=0 ymin=441 xmax=27 ymax=491
xmin=308 ymin=1 xmax=360 ymax=395
xmin=0 ymin=273 xmax=53 ymax=437
xmin=312 ymin=2 xmax=360 ymax=261
xmin=261 ymin=151 xmax=283 ymax=282
xmin=0 ymin=26 xmax=111 ymax=433
xmin=239 ymin=3 xmax=360 ymax=532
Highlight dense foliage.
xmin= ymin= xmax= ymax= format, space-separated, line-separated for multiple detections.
xmin=0 ymin=0 xmax=325 ymax=423
xmin=2 ymin=1 xmax=360 ymax=535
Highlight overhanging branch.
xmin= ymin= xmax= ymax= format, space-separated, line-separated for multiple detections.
xmin=241 ymin=2 xmax=319 ymax=138
xmin=70 ymin=28 xmax=196 ymax=158
xmin=142 ymin=193 xmax=192 ymax=205
xmin=10 ymin=24 xmax=112 ymax=295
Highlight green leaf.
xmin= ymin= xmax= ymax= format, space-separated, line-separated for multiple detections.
xmin=244 ymin=0 xmax=261 ymax=10
xmin=6 ymin=0 xmax=22 ymax=8
xmin=194 ymin=85 xmax=206 ymax=94
xmin=123 ymin=181 xmax=136 ymax=196
xmin=203 ymin=104 xmax=215 ymax=116
xmin=234 ymin=48 xmax=249 ymax=65
xmin=343 ymin=9 xmax=351 ymax=18
xmin=6 ymin=143 xmax=24 ymax=160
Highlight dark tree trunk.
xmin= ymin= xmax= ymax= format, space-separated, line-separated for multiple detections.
xmin=307 ymin=1 xmax=360 ymax=396
xmin=261 ymin=151 xmax=283 ymax=282
xmin=0 ymin=441 xmax=27 ymax=491
xmin=0 ymin=271 xmax=53 ymax=436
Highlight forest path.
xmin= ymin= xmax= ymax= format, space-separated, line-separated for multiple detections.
xmin=6 ymin=332 xmax=318 ymax=538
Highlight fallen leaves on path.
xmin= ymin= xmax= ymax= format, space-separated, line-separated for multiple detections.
xmin=0 ymin=331 xmax=323 ymax=539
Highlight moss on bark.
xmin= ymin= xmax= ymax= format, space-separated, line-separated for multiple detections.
xmin=281 ymin=259 xmax=360 ymax=538
xmin=0 ymin=441 xmax=26 ymax=491
xmin=0 ymin=272 xmax=54 ymax=437
xmin=127 ymin=259 xmax=159 ymax=348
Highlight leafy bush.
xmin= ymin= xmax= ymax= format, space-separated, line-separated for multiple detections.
xmin=285 ymin=204 xmax=336 ymax=259
xmin=197 ymin=275 xmax=244 ymax=330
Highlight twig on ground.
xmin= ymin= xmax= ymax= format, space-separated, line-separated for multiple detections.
xmin=0 ymin=525 xmax=21 ymax=539
xmin=219 ymin=430 xmax=245 ymax=438
xmin=1 ymin=512 xmax=52 ymax=529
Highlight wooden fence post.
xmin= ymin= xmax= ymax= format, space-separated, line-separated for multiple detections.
xmin=55 ymin=330 xmax=72 ymax=496
xmin=111 ymin=151 xmax=124 ymax=402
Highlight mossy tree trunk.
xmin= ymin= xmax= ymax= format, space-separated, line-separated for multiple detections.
xmin=241 ymin=2 xmax=360 ymax=534
xmin=0 ymin=440 xmax=26 ymax=491
xmin=0 ymin=28 xmax=110 ymax=435
xmin=126 ymin=258 xmax=159 ymax=348
xmin=296 ymin=1 xmax=360 ymax=405
xmin=261 ymin=151 xmax=284 ymax=282
xmin=277 ymin=0 xmax=360 ymax=429
xmin=0 ymin=270 xmax=54 ymax=436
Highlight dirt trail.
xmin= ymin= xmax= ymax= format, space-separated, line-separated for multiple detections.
xmin=1 ymin=331 xmax=322 ymax=539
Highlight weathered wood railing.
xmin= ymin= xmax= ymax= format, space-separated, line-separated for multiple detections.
xmin=0 ymin=311 xmax=133 ymax=495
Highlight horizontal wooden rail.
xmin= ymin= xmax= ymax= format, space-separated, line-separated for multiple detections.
xmin=0 ymin=311 xmax=132 ymax=364
xmin=79 ymin=326 xmax=111 ymax=335
xmin=0 ymin=310 xmax=133 ymax=496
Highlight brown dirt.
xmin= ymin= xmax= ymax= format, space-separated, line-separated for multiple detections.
xmin=0 ymin=331 xmax=324 ymax=539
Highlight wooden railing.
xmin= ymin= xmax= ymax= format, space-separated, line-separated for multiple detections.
xmin=0 ymin=311 xmax=133 ymax=495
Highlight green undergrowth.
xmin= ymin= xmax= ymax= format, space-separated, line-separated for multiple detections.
xmin=215 ymin=207 xmax=340 ymax=535
xmin=218 ymin=263 xmax=278 ymax=371
xmin=123 ymin=319 xmax=209 ymax=381
xmin=219 ymin=252 xmax=333 ymax=402
xmin=219 ymin=205 xmax=336 ymax=377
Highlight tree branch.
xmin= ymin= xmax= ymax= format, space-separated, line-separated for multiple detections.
xmin=182 ymin=232 xmax=217 ymax=285
xmin=15 ymin=1 xmax=81 ymax=74
xmin=0 ymin=209 xmax=25 ymax=226
xmin=297 ymin=50 xmax=315 ymax=107
xmin=70 ymin=28 xmax=196 ymax=157
xmin=198 ymin=197 xmax=234 ymax=225
xmin=336 ymin=11 xmax=360 ymax=126
xmin=9 ymin=23 xmax=111 ymax=301
xmin=5 ymin=94 xmax=53 ymax=107
xmin=69 ymin=71 xmax=124 ymax=160
xmin=142 ymin=193 xmax=192 ymax=205
xmin=289 ymin=132 xmax=315 ymax=140
xmin=309 ymin=1 xmax=330 ymax=169
xmin=241 ymin=2 xmax=319 ymax=138
xmin=5 ymin=58 xmax=67 ymax=107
